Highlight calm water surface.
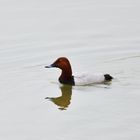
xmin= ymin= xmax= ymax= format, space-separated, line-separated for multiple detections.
xmin=0 ymin=0 xmax=140 ymax=140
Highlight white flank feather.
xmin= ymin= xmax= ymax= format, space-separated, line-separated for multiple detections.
xmin=74 ymin=72 xmax=105 ymax=86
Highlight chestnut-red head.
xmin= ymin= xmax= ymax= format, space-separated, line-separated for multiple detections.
xmin=45 ymin=57 xmax=71 ymax=71
xmin=45 ymin=57 xmax=74 ymax=85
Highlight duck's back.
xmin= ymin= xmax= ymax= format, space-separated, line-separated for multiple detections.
xmin=74 ymin=72 xmax=105 ymax=86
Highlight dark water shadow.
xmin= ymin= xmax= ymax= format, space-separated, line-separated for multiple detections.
xmin=45 ymin=82 xmax=113 ymax=110
xmin=45 ymin=85 xmax=72 ymax=110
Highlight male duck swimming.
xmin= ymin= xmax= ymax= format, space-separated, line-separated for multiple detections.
xmin=45 ymin=57 xmax=113 ymax=86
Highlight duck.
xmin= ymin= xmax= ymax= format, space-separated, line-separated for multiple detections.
xmin=45 ymin=57 xmax=113 ymax=86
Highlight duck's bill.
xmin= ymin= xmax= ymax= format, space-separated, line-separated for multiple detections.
xmin=45 ymin=65 xmax=52 ymax=68
xmin=45 ymin=64 xmax=55 ymax=68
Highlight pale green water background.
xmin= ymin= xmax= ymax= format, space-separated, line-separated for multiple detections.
xmin=0 ymin=0 xmax=140 ymax=140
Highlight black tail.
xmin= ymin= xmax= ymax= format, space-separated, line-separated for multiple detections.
xmin=104 ymin=74 xmax=113 ymax=81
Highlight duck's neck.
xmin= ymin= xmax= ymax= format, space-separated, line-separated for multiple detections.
xmin=59 ymin=68 xmax=75 ymax=85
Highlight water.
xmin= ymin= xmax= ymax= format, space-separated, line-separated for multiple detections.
xmin=0 ymin=0 xmax=140 ymax=140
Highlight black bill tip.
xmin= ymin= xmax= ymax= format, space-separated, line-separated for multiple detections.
xmin=45 ymin=65 xmax=52 ymax=68
xmin=45 ymin=63 xmax=56 ymax=68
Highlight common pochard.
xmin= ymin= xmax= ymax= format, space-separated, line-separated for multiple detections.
xmin=45 ymin=57 xmax=113 ymax=86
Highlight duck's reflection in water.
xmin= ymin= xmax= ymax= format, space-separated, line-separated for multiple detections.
xmin=45 ymin=85 xmax=72 ymax=110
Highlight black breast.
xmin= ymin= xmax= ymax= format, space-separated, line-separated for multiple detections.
xmin=59 ymin=76 xmax=75 ymax=86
